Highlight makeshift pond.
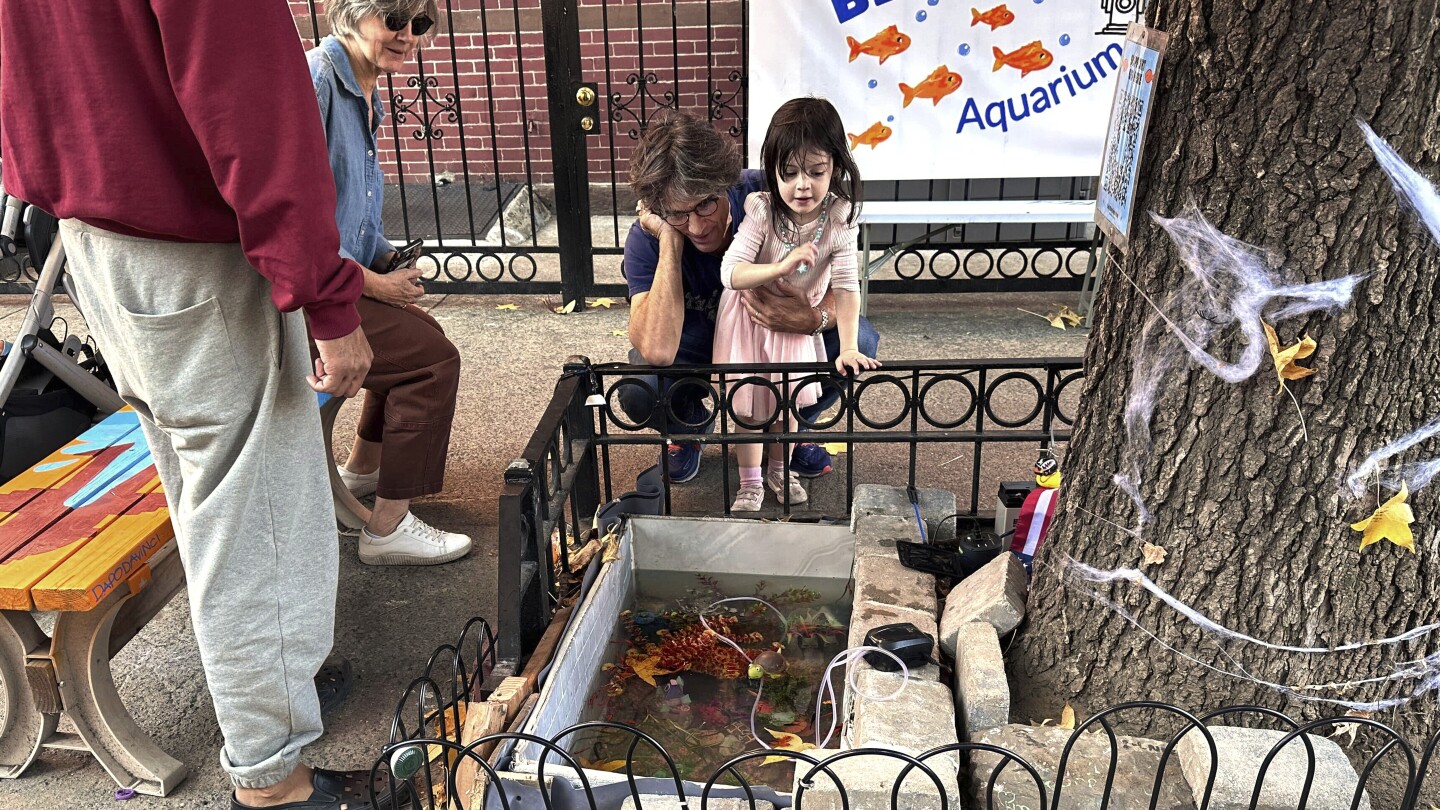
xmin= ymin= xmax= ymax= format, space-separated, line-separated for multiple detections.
xmin=510 ymin=515 xmax=857 ymax=798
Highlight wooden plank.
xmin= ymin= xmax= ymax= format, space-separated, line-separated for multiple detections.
xmin=31 ymin=476 xmax=172 ymax=612
xmin=518 ymin=604 xmax=573 ymax=692
xmin=454 ymin=701 xmax=509 ymax=809
xmin=486 ymin=676 xmax=531 ymax=723
xmin=23 ymin=660 xmax=62 ymax=715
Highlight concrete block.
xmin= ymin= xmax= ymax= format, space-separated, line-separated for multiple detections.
xmin=1176 ymin=726 xmax=1371 ymax=810
xmin=850 ymin=667 xmax=959 ymax=757
xmin=853 ymin=513 xmax=922 ymax=559
xmin=846 ymin=600 xmax=939 ymax=679
xmin=939 ymin=552 xmax=1027 ymax=655
xmin=951 ymin=621 xmax=1010 ymax=738
xmin=972 ymin=724 xmax=1194 ymax=810
xmin=794 ymin=749 xmax=962 ymax=810
xmin=851 ymin=484 xmax=958 ymax=541
xmin=620 ymin=798 xmax=773 ymax=810
xmin=853 ymin=554 xmax=935 ymax=617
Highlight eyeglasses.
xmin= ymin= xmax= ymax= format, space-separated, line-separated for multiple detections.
xmin=661 ymin=196 xmax=720 ymax=227
xmin=384 ymin=12 xmax=434 ymax=36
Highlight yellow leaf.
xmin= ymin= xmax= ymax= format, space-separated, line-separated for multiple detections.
xmin=1262 ymin=321 xmax=1318 ymax=394
xmin=611 ymin=329 xmax=627 ymax=337
xmin=600 ymin=530 xmax=621 ymax=563
xmin=1328 ymin=710 xmax=1371 ymax=748
xmin=762 ymin=728 xmax=817 ymax=764
xmin=821 ymin=442 xmax=848 ymax=455
xmin=1055 ymin=305 xmax=1085 ymax=327
xmin=579 ymin=758 xmax=629 ymax=772
xmin=592 ymin=297 xmax=617 ymax=308
xmin=495 ymin=303 xmax=519 ymax=310
xmin=625 ymin=650 xmax=675 ymax=686
xmin=554 ymin=300 xmax=577 ymax=314
xmin=1058 ymin=703 xmax=1076 ymax=730
xmin=1046 ymin=312 xmax=1069 ymax=329
xmin=1141 ymin=542 xmax=1167 ymax=566
xmin=1351 ymin=483 xmax=1416 ymax=552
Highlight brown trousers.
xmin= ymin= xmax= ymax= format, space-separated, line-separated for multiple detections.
xmin=320 ymin=297 xmax=461 ymax=500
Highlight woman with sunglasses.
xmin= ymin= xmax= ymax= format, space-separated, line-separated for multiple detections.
xmin=307 ymin=0 xmax=472 ymax=567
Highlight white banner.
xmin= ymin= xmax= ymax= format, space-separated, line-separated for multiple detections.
xmin=748 ymin=0 xmax=1138 ymax=180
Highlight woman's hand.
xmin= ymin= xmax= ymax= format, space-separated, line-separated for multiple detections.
xmin=778 ymin=243 xmax=819 ymax=278
xmin=835 ymin=349 xmax=880 ymax=376
xmin=363 ymin=267 xmax=425 ymax=307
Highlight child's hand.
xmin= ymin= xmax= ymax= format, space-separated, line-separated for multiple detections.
xmin=779 ymin=244 xmax=819 ymax=277
xmin=835 ymin=350 xmax=881 ymax=375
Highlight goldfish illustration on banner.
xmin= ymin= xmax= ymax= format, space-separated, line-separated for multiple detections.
xmin=971 ymin=4 xmax=1015 ymax=30
xmin=992 ymin=41 xmax=1054 ymax=77
xmin=846 ymin=25 xmax=911 ymax=64
xmin=847 ymin=121 xmax=893 ymax=150
xmin=899 ymin=65 xmax=963 ymax=107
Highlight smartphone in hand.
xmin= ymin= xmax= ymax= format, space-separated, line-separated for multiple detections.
xmin=384 ymin=240 xmax=424 ymax=273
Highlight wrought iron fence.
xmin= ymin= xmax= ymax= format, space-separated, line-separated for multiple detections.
xmin=367 ymin=619 xmax=1440 ymax=810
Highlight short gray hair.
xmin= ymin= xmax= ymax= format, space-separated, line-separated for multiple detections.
xmin=327 ymin=0 xmax=440 ymax=39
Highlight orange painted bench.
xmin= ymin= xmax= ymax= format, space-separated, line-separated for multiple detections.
xmin=0 ymin=400 xmax=367 ymax=796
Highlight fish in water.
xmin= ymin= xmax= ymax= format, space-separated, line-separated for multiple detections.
xmin=970 ymin=4 xmax=1015 ymax=30
xmin=992 ymin=41 xmax=1054 ymax=77
xmin=899 ymin=65 xmax=963 ymax=107
xmin=846 ymin=24 xmax=911 ymax=64
xmin=847 ymin=121 xmax=893 ymax=150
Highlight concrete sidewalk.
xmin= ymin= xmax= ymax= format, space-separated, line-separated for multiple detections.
xmin=0 ymin=289 xmax=1086 ymax=809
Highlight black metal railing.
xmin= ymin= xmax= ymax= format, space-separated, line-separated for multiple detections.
xmin=368 ymin=620 xmax=1440 ymax=810
xmin=497 ymin=356 xmax=1084 ymax=670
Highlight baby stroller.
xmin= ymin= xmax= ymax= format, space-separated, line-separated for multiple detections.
xmin=0 ymin=178 xmax=125 ymax=479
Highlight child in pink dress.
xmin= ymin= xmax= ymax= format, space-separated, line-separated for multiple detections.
xmin=714 ymin=97 xmax=881 ymax=511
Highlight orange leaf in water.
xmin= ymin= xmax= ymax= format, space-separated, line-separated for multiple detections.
xmin=762 ymin=728 xmax=817 ymax=765
xmin=1351 ymin=483 xmax=1415 ymax=552
xmin=625 ymin=650 xmax=675 ymax=686
xmin=1263 ymin=321 xmax=1318 ymax=394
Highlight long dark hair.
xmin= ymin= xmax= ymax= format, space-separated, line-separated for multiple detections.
xmin=760 ymin=97 xmax=862 ymax=241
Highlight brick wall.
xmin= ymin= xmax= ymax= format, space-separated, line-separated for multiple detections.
xmin=290 ymin=0 xmax=746 ymax=187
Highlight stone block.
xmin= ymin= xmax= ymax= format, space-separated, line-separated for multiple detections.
xmin=620 ymin=797 xmax=773 ymax=810
xmin=851 ymin=484 xmax=959 ymax=541
xmin=485 ymin=186 xmax=553 ymax=244
xmin=972 ymin=724 xmax=1194 ymax=810
xmin=853 ymin=514 xmax=922 ymax=559
xmin=1176 ymin=726 xmax=1371 ymax=810
xmin=846 ymin=600 xmax=940 ymax=680
xmin=794 ymin=750 xmax=963 ymax=810
xmin=853 ymin=554 xmax=935 ymax=617
xmin=951 ymin=621 xmax=1010 ymax=738
xmin=849 ymin=667 xmax=959 ymax=757
xmin=939 ymin=552 xmax=1027 ymax=656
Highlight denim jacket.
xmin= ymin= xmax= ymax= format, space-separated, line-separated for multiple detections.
xmin=308 ymin=36 xmax=393 ymax=270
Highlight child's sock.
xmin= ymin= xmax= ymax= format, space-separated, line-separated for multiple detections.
xmin=740 ymin=466 xmax=762 ymax=488
xmin=767 ymin=458 xmax=786 ymax=477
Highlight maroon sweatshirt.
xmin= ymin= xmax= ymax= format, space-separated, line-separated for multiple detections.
xmin=0 ymin=0 xmax=363 ymax=339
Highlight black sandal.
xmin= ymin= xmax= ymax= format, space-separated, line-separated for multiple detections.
xmin=232 ymin=767 xmax=411 ymax=810
xmin=315 ymin=655 xmax=354 ymax=715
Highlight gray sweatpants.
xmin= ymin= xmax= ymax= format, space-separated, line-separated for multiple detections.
xmin=59 ymin=220 xmax=338 ymax=789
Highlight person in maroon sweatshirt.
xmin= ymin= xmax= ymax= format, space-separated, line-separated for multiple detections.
xmin=1 ymin=1 xmax=387 ymax=808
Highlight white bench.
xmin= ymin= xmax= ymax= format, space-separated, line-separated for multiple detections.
xmin=857 ymin=199 xmax=1099 ymax=311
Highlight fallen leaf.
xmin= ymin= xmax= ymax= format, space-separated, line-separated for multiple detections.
xmin=600 ymin=530 xmax=621 ymax=563
xmin=495 ymin=303 xmax=519 ymax=310
xmin=592 ymin=297 xmax=618 ymax=308
xmin=821 ymin=442 xmax=848 ymax=456
xmin=1058 ymin=703 xmax=1076 ymax=729
xmin=1262 ymin=321 xmax=1318 ymax=394
xmin=611 ymin=329 xmax=627 ymax=337
xmin=1351 ymin=483 xmax=1416 ymax=552
xmin=762 ymin=728 xmax=817 ymax=765
xmin=579 ymin=758 xmax=628 ymax=772
xmin=554 ymin=300 xmax=577 ymax=314
xmin=1055 ymin=305 xmax=1085 ymax=327
xmin=1141 ymin=542 xmax=1167 ymax=566
xmin=625 ymin=650 xmax=676 ymax=686
xmin=1328 ymin=710 xmax=1372 ymax=748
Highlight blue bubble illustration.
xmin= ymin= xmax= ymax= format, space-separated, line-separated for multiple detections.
xmin=868 ymin=79 xmax=878 ymax=88
xmin=958 ymin=43 xmax=971 ymax=56
xmin=927 ymin=0 xmax=939 ymax=5
xmin=1059 ymin=33 xmax=1071 ymax=46
xmin=915 ymin=10 xmax=928 ymax=21
xmin=887 ymin=115 xmax=895 ymax=122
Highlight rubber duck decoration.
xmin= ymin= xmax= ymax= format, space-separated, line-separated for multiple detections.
xmin=1034 ymin=453 xmax=1062 ymax=489
xmin=1011 ymin=451 xmax=1061 ymax=575
xmin=748 ymin=645 xmax=789 ymax=680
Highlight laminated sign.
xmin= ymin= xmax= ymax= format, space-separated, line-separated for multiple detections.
xmin=748 ymin=0 xmax=1145 ymax=180
xmin=1094 ymin=23 xmax=1169 ymax=252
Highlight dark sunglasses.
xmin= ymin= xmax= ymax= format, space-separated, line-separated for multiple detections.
xmin=383 ymin=12 xmax=434 ymax=36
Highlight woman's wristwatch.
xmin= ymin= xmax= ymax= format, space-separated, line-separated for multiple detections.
xmin=811 ymin=307 xmax=830 ymax=335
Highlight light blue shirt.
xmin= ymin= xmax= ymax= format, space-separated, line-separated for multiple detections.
xmin=308 ymin=36 xmax=393 ymax=270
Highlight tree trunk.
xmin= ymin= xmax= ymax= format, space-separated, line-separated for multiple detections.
xmin=1012 ymin=0 xmax=1440 ymax=795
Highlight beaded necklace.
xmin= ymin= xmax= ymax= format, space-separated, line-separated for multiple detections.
xmin=778 ymin=193 xmax=830 ymax=275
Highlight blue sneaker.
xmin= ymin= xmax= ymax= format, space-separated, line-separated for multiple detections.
xmin=667 ymin=441 xmax=702 ymax=483
xmin=790 ymin=442 xmax=833 ymax=478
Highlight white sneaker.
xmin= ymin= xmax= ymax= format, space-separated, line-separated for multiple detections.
xmin=337 ymin=465 xmax=379 ymax=498
xmin=359 ymin=512 xmax=472 ymax=566
xmin=765 ymin=467 xmax=808 ymax=505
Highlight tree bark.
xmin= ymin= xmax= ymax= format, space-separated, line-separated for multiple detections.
xmin=1012 ymin=0 xmax=1440 ymax=794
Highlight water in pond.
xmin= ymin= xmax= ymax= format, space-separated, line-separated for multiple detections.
xmin=576 ymin=571 xmax=852 ymax=790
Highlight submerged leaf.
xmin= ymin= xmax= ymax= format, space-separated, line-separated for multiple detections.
xmin=761 ymin=728 xmax=816 ymax=765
